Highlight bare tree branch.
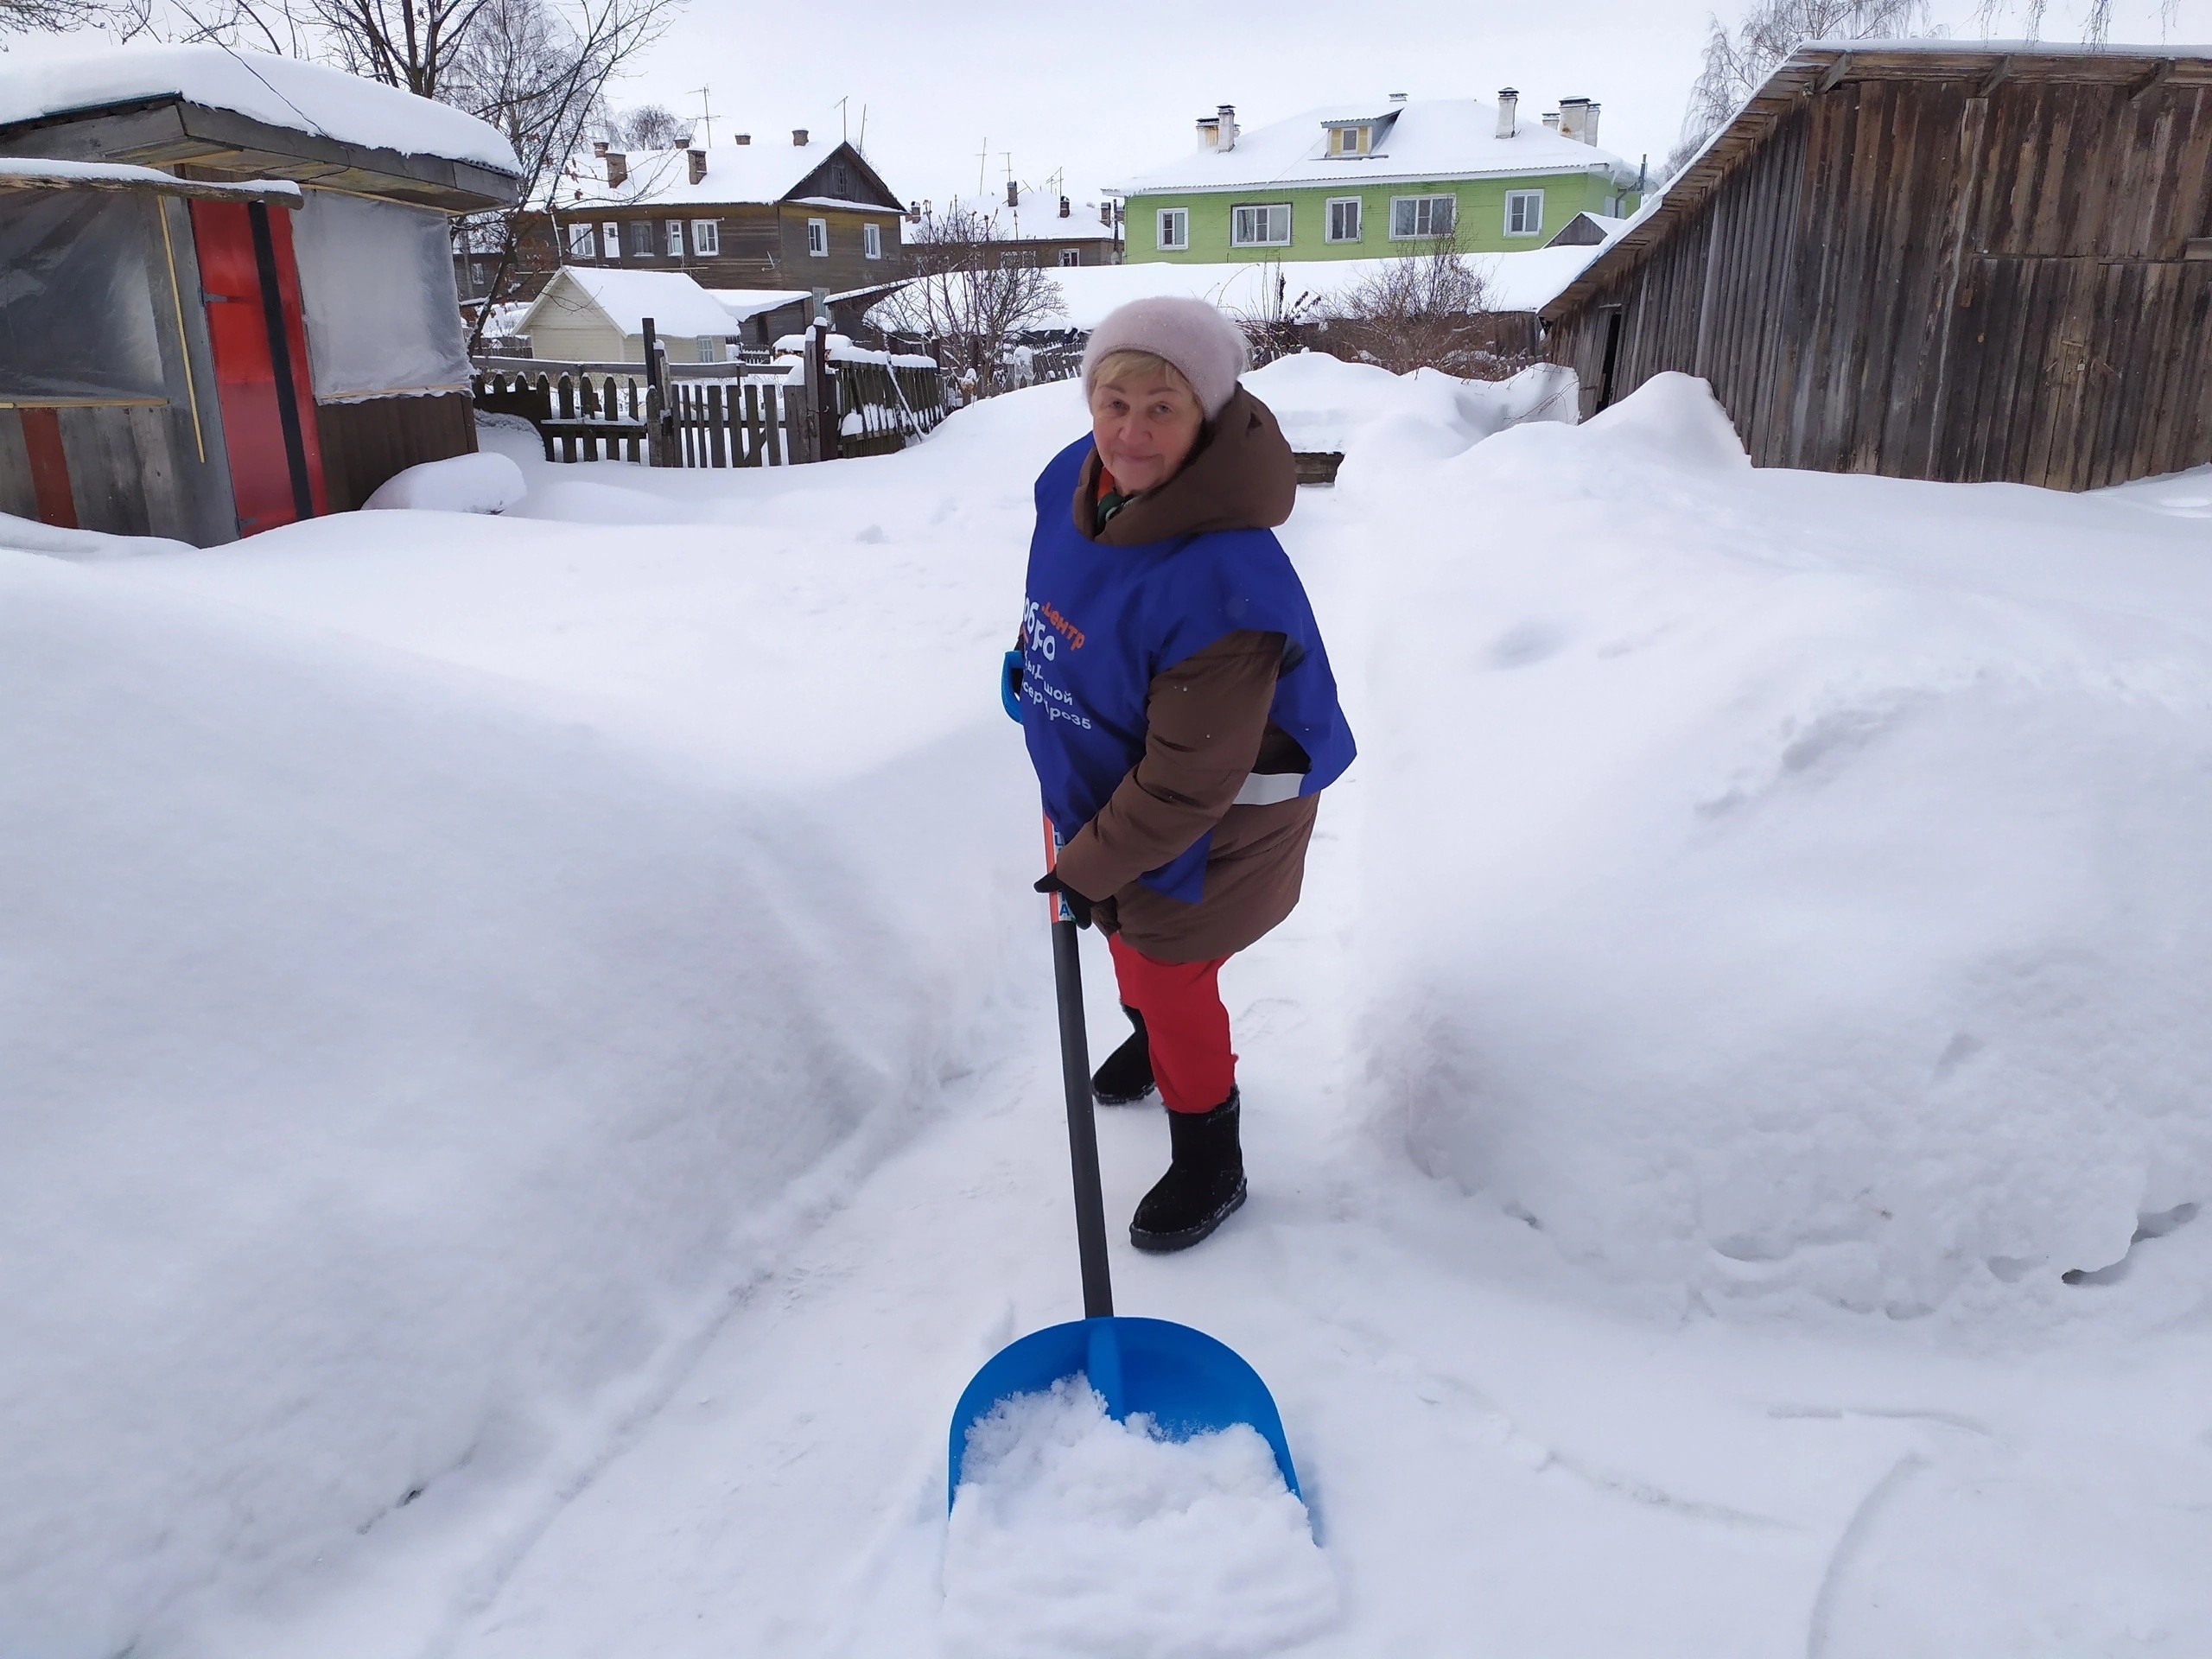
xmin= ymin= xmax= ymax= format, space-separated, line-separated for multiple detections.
xmin=872 ymin=202 xmax=1065 ymax=398
xmin=1669 ymin=0 xmax=1932 ymax=177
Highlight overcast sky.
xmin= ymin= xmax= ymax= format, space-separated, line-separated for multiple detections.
xmin=4 ymin=0 xmax=2207 ymax=212
xmin=613 ymin=0 xmax=2212 ymax=213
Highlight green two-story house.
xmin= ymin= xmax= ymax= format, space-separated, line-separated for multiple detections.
xmin=1112 ymin=92 xmax=1642 ymax=264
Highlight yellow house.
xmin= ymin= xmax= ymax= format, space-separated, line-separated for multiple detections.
xmin=517 ymin=266 xmax=739 ymax=363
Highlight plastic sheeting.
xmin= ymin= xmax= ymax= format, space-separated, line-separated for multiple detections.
xmin=0 ymin=190 xmax=167 ymax=403
xmin=290 ymin=189 xmax=471 ymax=401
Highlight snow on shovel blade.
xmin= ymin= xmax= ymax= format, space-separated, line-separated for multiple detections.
xmin=948 ymin=1314 xmax=1300 ymax=1509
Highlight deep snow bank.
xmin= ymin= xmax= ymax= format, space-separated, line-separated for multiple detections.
xmin=0 ymin=550 xmax=1009 ymax=1652
xmin=1346 ymin=371 xmax=2212 ymax=1317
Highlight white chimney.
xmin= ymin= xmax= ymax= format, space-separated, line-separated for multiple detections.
xmin=1496 ymin=87 xmax=1518 ymax=138
xmin=1217 ymin=103 xmax=1236 ymax=152
xmin=1583 ymin=101 xmax=1601 ymax=146
xmin=1542 ymin=111 xmax=1560 ymax=132
xmin=1558 ymin=97 xmax=1590 ymax=143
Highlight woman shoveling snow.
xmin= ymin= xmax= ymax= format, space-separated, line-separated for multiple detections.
xmin=1010 ymin=297 xmax=1356 ymax=1254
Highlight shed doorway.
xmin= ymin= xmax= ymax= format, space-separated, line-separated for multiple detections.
xmin=189 ymin=199 xmax=326 ymax=533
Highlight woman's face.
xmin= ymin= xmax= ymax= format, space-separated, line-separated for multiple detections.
xmin=1090 ymin=370 xmax=1205 ymax=493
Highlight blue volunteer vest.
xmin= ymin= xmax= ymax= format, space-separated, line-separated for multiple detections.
xmin=1021 ymin=434 xmax=1356 ymax=904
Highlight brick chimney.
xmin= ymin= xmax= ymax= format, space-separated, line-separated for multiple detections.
xmin=606 ymin=150 xmax=627 ymax=188
xmin=734 ymin=132 xmax=751 ymax=145
xmin=792 ymin=128 xmax=808 ymax=146
xmin=688 ymin=147 xmax=706 ymax=185
xmin=1496 ymin=87 xmax=1518 ymax=138
xmin=1059 ymin=194 xmax=1070 ymax=218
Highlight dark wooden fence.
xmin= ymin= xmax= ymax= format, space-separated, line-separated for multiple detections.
xmin=472 ymin=321 xmax=948 ymax=468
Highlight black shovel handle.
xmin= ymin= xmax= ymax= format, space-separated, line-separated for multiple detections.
xmin=1052 ymin=916 xmax=1115 ymax=1319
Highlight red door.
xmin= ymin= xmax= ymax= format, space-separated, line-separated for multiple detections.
xmin=189 ymin=200 xmax=327 ymax=535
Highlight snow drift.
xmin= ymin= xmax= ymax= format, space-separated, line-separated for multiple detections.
xmin=0 ymin=549 xmax=1010 ymax=1653
xmin=1347 ymin=371 xmax=2212 ymax=1317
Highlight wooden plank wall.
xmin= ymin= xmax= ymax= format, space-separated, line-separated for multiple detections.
xmin=1548 ymin=74 xmax=2212 ymax=489
xmin=314 ymin=391 xmax=479 ymax=513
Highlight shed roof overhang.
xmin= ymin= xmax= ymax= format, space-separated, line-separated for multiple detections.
xmin=1537 ymin=41 xmax=2212 ymax=325
xmin=0 ymin=155 xmax=302 ymax=205
xmin=0 ymin=94 xmax=519 ymax=213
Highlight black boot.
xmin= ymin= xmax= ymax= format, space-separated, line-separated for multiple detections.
xmin=1091 ymin=1005 xmax=1156 ymax=1105
xmin=1130 ymin=1089 xmax=1246 ymax=1253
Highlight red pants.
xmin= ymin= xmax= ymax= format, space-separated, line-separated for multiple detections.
xmin=1107 ymin=934 xmax=1236 ymax=1113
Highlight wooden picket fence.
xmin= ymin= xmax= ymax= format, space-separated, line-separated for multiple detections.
xmin=471 ymin=325 xmax=948 ymax=469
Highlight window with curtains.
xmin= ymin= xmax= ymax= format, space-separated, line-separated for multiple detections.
xmin=1389 ymin=194 xmax=1456 ymax=239
xmin=1230 ymin=203 xmax=1291 ymax=246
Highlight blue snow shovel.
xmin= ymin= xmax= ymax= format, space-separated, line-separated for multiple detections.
xmin=946 ymin=830 xmax=1300 ymax=1510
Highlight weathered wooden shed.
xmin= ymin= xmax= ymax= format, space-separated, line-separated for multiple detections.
xmin=1541 ymin=42 xmax=2212 ymax=490
xmin=0 ymin=45 xmax=521 ymax=540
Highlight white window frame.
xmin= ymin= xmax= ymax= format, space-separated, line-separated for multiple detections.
xmin=665 ymin=219 xmax=683 ymax=257
xmin=601 ymin=220 xmax=620 ymax=259
xmin=1058 ymin=247 xmax=1082 ymax=267
xmin=1155 ymin=207 xmax=1188 ymax=251
xmin=567 ymin=222 xmax=597 ymax=259
xmin=1230 ymin=202 xmax=1292 ymax=248
xmin=806 ymin=217 xmax=828 ymax=257
xmin=1504 ymin=189 xmax=1545 ymax=238
xmin=690 ymin=219 xmax=720 ymax=256
xmin=697 ymin=338 xmax=719 ymax=363
xmin=863 ymin=222 xmax=882 ymax=259
xmin=1325 ymin=196 xmax=1363 ymax=243
xmin=1389 ymin=194 xmax=1458 ymax=240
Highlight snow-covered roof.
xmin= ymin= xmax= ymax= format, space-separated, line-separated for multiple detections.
xmin=869 ymin=245 xmax=1604 ymax=334
xmin=1112 ymin=97 xmax=1639 ymax=196
xmin=523 ymin=267 xmax=738 ymax=340
xmin=703 ymin=288 xmax=815 ymax=323
xmin=0 ymin=154 xmax=302 ymax=203
xmin=544 ymin=134 xmax=898 ymax=213
xmin=0 ymin=44 xmax=519 ymax=176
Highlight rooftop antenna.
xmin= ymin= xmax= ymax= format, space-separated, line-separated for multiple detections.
xmin=859 ymin=103 xmax=868 ymax=153
xmin=977 ymin=136 xmax=989 ymax=196
xmin=690 ymin=86 xmax=711 ymax=147
xmin=837 ymin=95 xmax=849 ymax=143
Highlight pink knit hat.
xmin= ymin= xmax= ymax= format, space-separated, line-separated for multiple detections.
xmin=1080 ymin=296 xmax=1250 ymax=420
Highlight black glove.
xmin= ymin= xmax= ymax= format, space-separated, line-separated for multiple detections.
xmin=1033 ymin=870 xmax=1096 ymax=928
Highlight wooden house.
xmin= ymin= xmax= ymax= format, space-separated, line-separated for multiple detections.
xmin=539 ymin=125 xmax=906 ymax=297
xmin=0 ymin=45 xmax=521 ymax=538
xmin=1540 ymin=42 xmax=2212 ymax=491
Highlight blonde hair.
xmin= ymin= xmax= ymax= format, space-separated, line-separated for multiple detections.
xmin=1089 ymin=349 xmax=1195 ymax=397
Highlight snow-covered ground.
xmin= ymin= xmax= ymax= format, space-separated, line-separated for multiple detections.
xmin=6 ymin=354 xmax=2212 ymax=1657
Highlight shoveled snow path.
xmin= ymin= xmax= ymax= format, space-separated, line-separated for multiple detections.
xmin=149 ymin=428 xmax=2212 ymax=1659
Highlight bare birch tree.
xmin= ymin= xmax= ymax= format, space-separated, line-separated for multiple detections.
xmin=1669 ymin=0 xmax=1931 ymax=176
xmin=871 ymin=203 xmax=1065 ymax=398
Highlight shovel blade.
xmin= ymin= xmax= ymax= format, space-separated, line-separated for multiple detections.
xmin=947 ymin=1315 xmax=1299 ymax=1510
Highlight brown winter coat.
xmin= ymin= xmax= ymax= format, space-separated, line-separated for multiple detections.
xmin=1050 ymin=389 xmax=1323 ymax=963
